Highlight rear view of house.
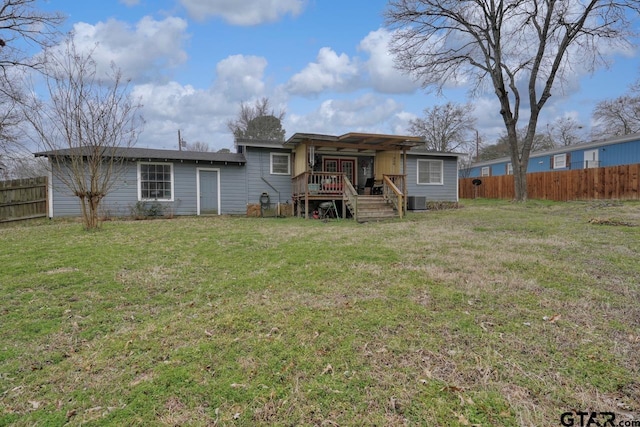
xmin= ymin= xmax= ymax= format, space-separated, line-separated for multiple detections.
xmin=36 ymin=132 xmax=460 ymax=221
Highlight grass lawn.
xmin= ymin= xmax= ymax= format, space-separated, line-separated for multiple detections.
xmin=1 ymin=199 xmax=639 ymax=426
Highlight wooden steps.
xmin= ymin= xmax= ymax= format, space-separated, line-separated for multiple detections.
xmin=347 ymin=195 xmax=398 ymax=222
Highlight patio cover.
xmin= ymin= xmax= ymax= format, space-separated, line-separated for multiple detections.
xmin=285 ymin=132 xmax=425 ymax=152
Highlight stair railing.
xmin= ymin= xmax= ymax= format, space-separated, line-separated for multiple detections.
xmin=382 ymin=175 xmax=404 ymax=219
xmin=343 ymin=176 xmax=358 ymax=220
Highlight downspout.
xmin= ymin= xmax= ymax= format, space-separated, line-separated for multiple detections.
xmin=402 ymin=148 xmax=408 ymax=214
xmin=260 ymin=150 xmax=281 ymax=214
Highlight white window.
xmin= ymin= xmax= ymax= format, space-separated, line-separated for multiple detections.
xmin=481 ymin=166 xmax=490 ymax=177
xmin=138 ymin=162 xmax=174 ymax=201
xmin=553 ymin=154 xmax=567 ymax=169
xmin=270 ymin=153 xmax=290 ymax=175
xmin=417 ymin=159 xmax=443 ymax=185
xmin=506 ymin=163 xmax=513 ymax=175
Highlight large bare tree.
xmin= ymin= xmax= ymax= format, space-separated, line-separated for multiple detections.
xmin=0 ymin=0 xmax=64 ymax=158
xmin=591 ymin=78 xmax=640 ymax=140
xmin=547 ymin=115 xmax=586 ymax=147
xmin=408 ymin=102 xmax=476 ymax=152
xmin=25 ymin=38 xmax=143 ymax=229
xmin=386 ymin=0 xmax=640 ymax=201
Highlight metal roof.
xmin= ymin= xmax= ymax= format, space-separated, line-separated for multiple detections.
xmin=469 ymin=132 xmax=640 ymax=168
xmin=34 ymin=147 xmax=246 ymax=164
xmin=285 ymin=132 xmax=425 ymax=151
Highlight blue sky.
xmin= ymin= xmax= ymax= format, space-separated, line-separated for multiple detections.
xmin=37 ymin=0 xmax=640 ymax=151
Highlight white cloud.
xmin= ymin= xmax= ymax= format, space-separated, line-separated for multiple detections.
xmin=119 ymin=0 xmax=140 ymax=6
xmin=130 ymin=54 xmax=276 ymax=150
xmin=132 ymin=81 xmax=239 ymax=150
xmin=286 ymin=47 xmax=360 ymax=96
xmin=213 ymin=54 xmax=269 ymax=100
xmin=179 ymin=0 xmax=304 ymax=25
xmin=286 ymin=94 xmax=405 ymax=135
xmin=358 ymin=29 xmax=420 ymax=94
xmin=69 ymin=16 xmax=189 ymax=83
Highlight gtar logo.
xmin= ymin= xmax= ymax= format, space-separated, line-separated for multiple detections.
xmin=560 ymin=411 xmax=616 ymax=427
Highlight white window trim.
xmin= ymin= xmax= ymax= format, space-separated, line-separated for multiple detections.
xmin=270 ymin=152 xmax=290 ymax=175
xmin=481 ymin=166 xmax=490 ymax=177
xmin=417 ymin=159 xmax=443 ymax=185
xmin=553 ymin=153 xmax=567 ymax=169
xmin=137 ymin=162 xmax=175 ymax=202
xmin=506 ymin=163 xmax=513 ymax=175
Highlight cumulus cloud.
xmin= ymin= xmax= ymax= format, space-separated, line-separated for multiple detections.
xmin=132 ymin=81 xmax=240 ymax=150
xmin=69 ymin=16 xmax=189 ymax=83
xmin=286 ymin=94 xmax=406 ymax=135
xmin=286 ymin=47 xmax=361 ymax=96
xmin=130 ymin=53 xmax=275 ymax=150
xmin=358 ymin=29 xmax=420 ymax=94
xmin=213 ymin=54 xmax=268 ymax=100
xmin=179 ymin=0 xmax=304 ymax=25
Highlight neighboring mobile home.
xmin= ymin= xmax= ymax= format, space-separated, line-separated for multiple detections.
xmin=462 ymin=133 xmax=640 ymax=178
xmin=36 ymin=132 xmax=460 ymax=221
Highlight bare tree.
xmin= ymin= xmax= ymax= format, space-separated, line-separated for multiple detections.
xmin=25 ymin=38 xmax=143 ymax=229
xmin=479 ymin=126 xmax=554 ymax=161
xmin=408 ymin=102 xmax=476 ymax=152
xmin=227 ymin=97 xmax=286 ymax=141
xmin=591 ymin=79 xmax=640 ymax=140
xmin=386 ymin=0 xmax=639 ymax=201
xmin=0 ymin=0 xmax=64 ymax=154
xmin=547 ymin=116 xmax=586 ymax=146
xmin=184 ymin=141 xmax=211 ymax=152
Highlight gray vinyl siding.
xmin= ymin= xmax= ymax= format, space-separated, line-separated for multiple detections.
xmin=243 ymin=146 xmax=293 ymax=206
xmin=405 ymin=155 xmax=459 ymax=202
xmin=49 ymin=159 xmax=248 ymax=217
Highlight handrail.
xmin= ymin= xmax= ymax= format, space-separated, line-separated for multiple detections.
xmin=382 ymin=175 xmax=404 ymax=219
xmin=343 ymin=176 xmax=358 ymax=220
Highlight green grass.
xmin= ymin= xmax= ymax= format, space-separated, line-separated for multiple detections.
xmin=1 ymin=199 xmax=639 ymax=426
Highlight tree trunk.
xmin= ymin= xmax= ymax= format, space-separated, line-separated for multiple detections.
xmin=513 ymin=164 xmax=528 ymax=202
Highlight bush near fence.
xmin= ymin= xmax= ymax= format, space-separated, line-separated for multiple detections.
xmin=0 ymin=176 xmax=48 ymax=223
xmin=459 ymin=164 xmax=640 ymax=201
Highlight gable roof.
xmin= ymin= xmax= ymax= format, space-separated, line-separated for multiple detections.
xmin=34 ymin=147 xmax=246 ymax=164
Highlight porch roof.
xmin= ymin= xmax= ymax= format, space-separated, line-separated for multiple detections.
xmin=285 ymin=132 xmax=425 ymax=152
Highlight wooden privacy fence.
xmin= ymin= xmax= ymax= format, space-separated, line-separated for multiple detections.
xmin=0 ymin=176 xmax=48 ymax=223
xmin=460 ymin=164 xmax=640 ymax=201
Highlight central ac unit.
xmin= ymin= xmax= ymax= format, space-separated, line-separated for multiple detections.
xmin=407 ymin=196 xmax=426 ymax=210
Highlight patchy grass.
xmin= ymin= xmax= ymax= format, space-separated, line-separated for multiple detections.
xmin=1 ymin=199 xmax=639 ymax=426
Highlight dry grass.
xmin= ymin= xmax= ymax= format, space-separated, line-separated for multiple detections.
xmin=0 ymin=199 xmax=639 ymax=426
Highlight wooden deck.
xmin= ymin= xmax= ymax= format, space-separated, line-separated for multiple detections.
xmin=291 ymin=172 xmax=407 ymax=221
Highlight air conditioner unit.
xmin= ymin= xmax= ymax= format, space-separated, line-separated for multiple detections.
xmin=407 ymin=196 xmax=426 ymax=210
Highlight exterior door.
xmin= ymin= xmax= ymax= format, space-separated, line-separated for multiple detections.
xmin=198 ymin=169 xmax=219 ymax=215
xmin=584 ymin=149 xmax=599 ymax=169
xmin=323 ymin=158 xmax=356 ymax=185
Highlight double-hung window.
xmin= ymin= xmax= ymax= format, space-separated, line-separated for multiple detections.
xmin=553 ymin=154 xmax=567 ymax=169
xmin=270 ymin=153 xmax=290 ymax=175
xmin=417 ymin=159 xmax=443 ymax=185
xmin=139 ymin=162 xmax=173 ymax=201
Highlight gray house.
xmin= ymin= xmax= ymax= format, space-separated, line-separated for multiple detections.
xmin=36 ymin=132 xmax=460 ymax=221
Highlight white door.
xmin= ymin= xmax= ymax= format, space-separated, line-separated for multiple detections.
xmin=198 ymin=169 xmax=219 ymax=215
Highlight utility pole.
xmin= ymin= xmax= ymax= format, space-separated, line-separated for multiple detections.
xmin=178 ymin=130 xmax=186 ymax=151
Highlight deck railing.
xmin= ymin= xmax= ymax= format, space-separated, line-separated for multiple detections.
xmin=292 ymin=171 xmax=347 ymax=197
